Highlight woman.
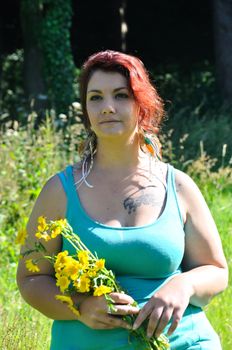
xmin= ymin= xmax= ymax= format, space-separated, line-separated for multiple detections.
xmin=17 ymin=50 xmax=228 ymax=349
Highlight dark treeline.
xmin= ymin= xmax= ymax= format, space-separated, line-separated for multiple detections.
xmin=0 ymin=0 xmax=232 ymax=116
xmin=1 ymin=0 xmax=214 ymax=67
xmin=72 ymin=0 xmax=214 ymax=68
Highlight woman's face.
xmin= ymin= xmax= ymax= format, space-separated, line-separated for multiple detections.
xmin=86 ymin=70 xmax=139 ymax=139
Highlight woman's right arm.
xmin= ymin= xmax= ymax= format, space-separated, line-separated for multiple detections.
xmin=16 ymin=174 xmax=83 ymax=320
xmin=17 ymin=174 xmax=138 ymax=327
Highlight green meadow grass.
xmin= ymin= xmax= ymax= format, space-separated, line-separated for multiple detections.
xmin=204 ymin=192 xmax=232 ymax=349
xmin=0 ymin=118 xmax=231 ymax=349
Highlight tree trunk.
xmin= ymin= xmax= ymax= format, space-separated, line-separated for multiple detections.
xmin=213 ymin=0 xmax=232 ymax=102
xmin=0 ymin=19 xmax=3 ymax=105
xmin=20 ymin=2 xmax=48 ymax=111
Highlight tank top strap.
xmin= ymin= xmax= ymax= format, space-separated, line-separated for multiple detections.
xmin=166 ymin=164 xmax=184 ymax=226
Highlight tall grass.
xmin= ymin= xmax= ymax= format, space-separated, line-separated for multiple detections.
xmin=188 ymin=159 xmax=232 ymax=348
xmin=0 ymin=114 xmax=231 ymax=349
xmin=1 ymin=57 xmax=232 ymax=349
xmin=155 ymin=62 xmax=232 ymax=167
xmin=0 ymin=115 xmax=82 ymax=349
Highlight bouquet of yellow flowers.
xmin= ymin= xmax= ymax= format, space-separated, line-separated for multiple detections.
xmin=19 ymin=217 xmax=170 ymax=350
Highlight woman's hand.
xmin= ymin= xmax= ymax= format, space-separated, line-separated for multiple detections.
xmin=78 ymin=292 xmax=140 ymax=330
xmin=133 ymin=274 xmax=193 ymax=338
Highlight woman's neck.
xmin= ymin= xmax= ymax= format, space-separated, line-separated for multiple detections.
xmin=94 ymin=133 xmax=142 ymax=172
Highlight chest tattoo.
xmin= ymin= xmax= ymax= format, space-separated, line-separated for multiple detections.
xmin=123 ymin=190 xmax=163 ymax=214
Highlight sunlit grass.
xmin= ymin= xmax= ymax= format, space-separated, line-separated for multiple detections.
xmin=0 ymin=293 xmax=51 ymax=350
xmin=204 ymin=193 xmax=232 ymax=350
xmin=0 ymin=114 xmax=231 ymax=349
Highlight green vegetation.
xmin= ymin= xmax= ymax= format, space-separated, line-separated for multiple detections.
xmin=20 ymin=0 xmax=75 ymax=114
xmin=155 ymin=61 xmax=232 ymax=167
xmin=0 ymin=60 xmax=231 ymax=349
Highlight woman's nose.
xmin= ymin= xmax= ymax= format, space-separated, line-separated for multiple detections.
xmin=102 ymin=106 xmax=115 ymax=114
xmin=101 ymin=99 xmax=116 ymax=114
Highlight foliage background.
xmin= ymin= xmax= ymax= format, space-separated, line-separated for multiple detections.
xmin=0 ymin=1 xmax=232 ymax=349
xmin=0 ymin=70 xmax=231 ymax=348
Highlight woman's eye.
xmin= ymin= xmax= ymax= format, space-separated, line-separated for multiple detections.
xmin=115 ymin=93 xmax=129 ymax=99
xmin=89 ymin=95 xmax=102 ymax=101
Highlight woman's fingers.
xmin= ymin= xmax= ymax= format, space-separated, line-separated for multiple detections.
xmin=146 ymin=305 xmax=166 ymax=337
xmin=132 ymin=303 xmax=152 ymax=330
xmin=148 ymin=306 xmax=184 ymax=338
xmin=79 ymin=294 xmax=136 ymax=330
xmin=109 ymin=292 xmax=135 ymax=305
xmin=105 ymin=315 xmax=132 ymax=329
xmin=132 ymin=301 xmax=184 ymax=338
xmin=167 ymin=308 xmax=183 ymax=336
xmin=108 ymin=304 xmax=140 ymax=316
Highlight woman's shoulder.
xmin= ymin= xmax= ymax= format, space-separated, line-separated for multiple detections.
xmin=34 ymin=169 xmax=70 ymax=219
xmin=43 ymin=172 xmax=64 ymax=193
xmin=172 ymin=167 xmax=199 ymax=193
xmin=172 ymin=166 xmax=208 ymax=215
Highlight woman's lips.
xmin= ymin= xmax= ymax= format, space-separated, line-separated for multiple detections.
xmin=99 ymin=120 xmax=121 ymax=124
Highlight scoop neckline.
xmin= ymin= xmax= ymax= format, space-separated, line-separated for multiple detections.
xmin=68 ymin=163 xmax=171 ymax=230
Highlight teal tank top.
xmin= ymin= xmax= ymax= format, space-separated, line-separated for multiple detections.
xmin=50 ymin=164 xmax=221 ymax=350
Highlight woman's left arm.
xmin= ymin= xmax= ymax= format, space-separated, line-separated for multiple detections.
xmin=133 ymin=169 xmax=228 ymax=337
xmin=176 ymin=168 xmax=228 ymax=306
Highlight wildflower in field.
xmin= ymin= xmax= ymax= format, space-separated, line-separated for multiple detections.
xmin=25 ymin=259 xmax=40 ymax=272
xmin=15 ymin=228 xmax=27 ymax=245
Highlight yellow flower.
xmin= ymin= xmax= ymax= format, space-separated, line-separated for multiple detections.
xmin=50 ymin=219 xmax=67 ymax=238
xmin=55 ymin=295 xmax=80 ymax=317
xmin=55 ymin=294 xmax=73 ymax=307
xmin=57 ymin=218 xmax=67 ymax=228
xmin=55 ymin=271 xmax=62 ymax=280
xmin=77 ymin=250 xmax=89 ymax=268
xmin=25 ymin=259 xmax=40 ymax=273
xmin=37 ymin=216 xmax=48 ymax=232
xmin=54 ymin=264 xmax=64 ymax=276
xmin=93 ymin=285 xmax=112 ymax=296
xmin=54 ymin=251 xmax=69 ymax=269
xmin=35 ymin=231 xmax=51 ymax=241
xmin=80 ymin=275 xmax=91 ymax=293
xmin=51 ymin=226 xmax=62 ymax=238
xmin=56 ymin=275 xmax=70 ymax=293
xmin=87 ymin=269 xmax=97 ymax=278
xmin=68 ymin=304 xmax=81 ymax=317
xmin=62 ymin=259 xmax=82 ymax=280
xmin=74 ymin=274 xmax=91 ymax=293
xmin=15 ymin=228 xmax=27 ymax=245
xmin=94 ymin=259 xmax=105 ymax=271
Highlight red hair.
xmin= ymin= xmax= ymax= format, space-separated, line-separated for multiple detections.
xmin=79 ymin=50 xmax=164 ymax=134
